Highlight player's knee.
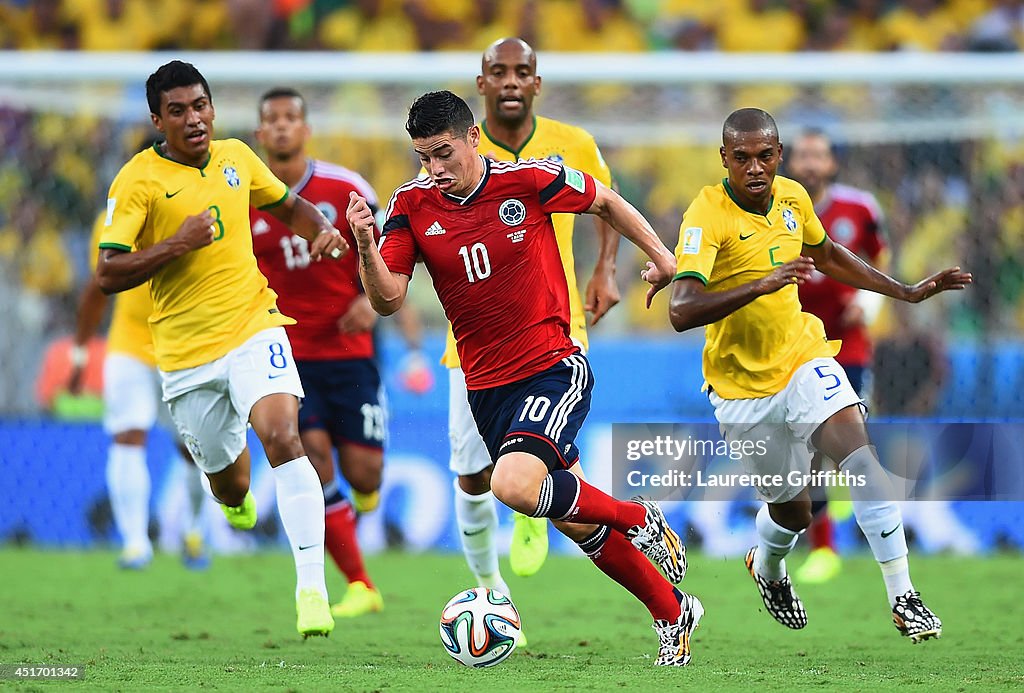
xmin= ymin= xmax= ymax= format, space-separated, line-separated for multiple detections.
xmin=261 ymin=427 xmax=304 ymax=466
xmin=489 ymin=461 xmax=537 ymax=513
xmin=211 ymin=474 xmax=249 ymax=507
xmin=457 ymin=467 xmax=492 ymax=496
xmin=773 ymin=501 xmax=813 ymax=532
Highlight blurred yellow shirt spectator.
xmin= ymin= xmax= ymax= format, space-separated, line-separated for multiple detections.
xmin=717 ymin=0 xmax=806 ymax=52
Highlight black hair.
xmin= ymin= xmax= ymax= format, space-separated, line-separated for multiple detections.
xmin=259 ymin=86 xmax=307 ymax=118
xmin=723 ymin=107 xmax=779 ymax=143
xmin=145 ymin=60 xmax=212 ymax=116
xmin=406 ymin=90 xmax=475 ymax=140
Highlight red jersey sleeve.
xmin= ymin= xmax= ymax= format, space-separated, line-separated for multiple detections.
xmin=533 ymin=162 xmax=597 ymax=215
xmin=379 ymin=191 xmax=417 ymax=277
xmin=862 ymin=199 xmax=886 ymax=261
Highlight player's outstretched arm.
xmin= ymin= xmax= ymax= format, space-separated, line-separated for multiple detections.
xmin=584 ymin=215 xmax=621 ymax=326
xmin=587 ymin=181 xmax=674 ymax=307
xmin=805 ymin=236 xmax=972 ymax=302
xmin=346 ymin=191 xmax=409 ymax=316
xmin=669 ymin=256 xmax=816 ymax=332
xmin=266 ymin=193 xmax=348 ymax=261
xmin=96 ymin=210 xmax=218 ymax=294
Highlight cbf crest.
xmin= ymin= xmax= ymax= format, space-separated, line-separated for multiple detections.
xmin=499 ymin=199 xmax=527 ymax=226
xmin=782 ymin=207 xmax=798 ymax=233
xmin=223 ymin=165 xmax=240 ymax=189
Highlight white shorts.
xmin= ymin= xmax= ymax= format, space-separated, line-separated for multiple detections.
xmin=709 ymin=357 xmax=863 ymax=504
xmin=103 ymin=352 xmax=162 ymax=435
xmin=447 ymin=367 xmax=492 ymax=476
xmin=160 ymin=327 xmax=304 ymax=474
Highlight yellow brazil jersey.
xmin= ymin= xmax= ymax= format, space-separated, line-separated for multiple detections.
xmin=440 ymin=115 xmax=613 ymax=368
xmin=673 ymin=175 xmax=839 ymax=399
xmin=89 ymin=212 xmax=155 ymax=366
xmin=99 ymin=139 xmax=293 ymax=372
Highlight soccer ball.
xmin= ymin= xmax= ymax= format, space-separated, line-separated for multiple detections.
xmin=439 ymin=587 xmax=522 ymax=668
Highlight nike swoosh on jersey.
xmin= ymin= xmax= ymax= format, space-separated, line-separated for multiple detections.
xmin=268 ymin=372 xmax=288 ymax=379
xmin=739 ymin=232 xmax=756 ymax=240
xmin=165 ymin=189 xmax=184 ymax=198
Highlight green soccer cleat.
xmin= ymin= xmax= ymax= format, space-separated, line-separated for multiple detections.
xmin=509 ymin=512 xmax=548 ymax=577
xmin=331 ymin=581 xmax=384 ymax=618
xmin=221 ymin=490 xmax=257 ymax=530
xmin=795 ymin=547 xmax=841 ymax=584
xmin=296 ymin=588 xmax=335 ymax=638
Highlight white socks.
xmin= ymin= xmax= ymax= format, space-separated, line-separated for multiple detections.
xmin=106 ymin=443 xmax=151 ymax=556
xmin=453 ymin=480 xmax=509 ymax=596
xmin=840 ymin=445 xmax=914 ymax=605
xmin=754 ymin=504 xmax=800 ymax=580
xmin=273 ymin=457 xmax=328 ymax=599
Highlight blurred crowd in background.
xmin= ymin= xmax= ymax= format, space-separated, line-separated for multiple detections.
xmin=3 ymin=0 xmax=1024 ymax=417
xmin=4 ymin=0 xmax=1024 ymax=53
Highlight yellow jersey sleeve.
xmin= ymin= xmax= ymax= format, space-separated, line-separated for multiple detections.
xmin=674 ymin=189 xmax=721 ymax=285
xmin=100 ymin=156 xmax=151 ymax=251
xmin=242 ymin=143 xmax=289 ymax=210
xmin=797 ymin=183 xmax=827 ymax=247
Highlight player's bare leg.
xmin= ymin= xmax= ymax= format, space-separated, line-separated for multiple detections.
xmin=796 ymin=453 xmax=842 ymax=585
xmin=814 ymin=404 xmax=941 ymax=642
xmin=250 ymin=393 xmax=332 ymax=637
xmin=338 ymin=440 xmax=383 ymax=513
xmin=303 ymin=429 xmax=382 ymax=618
xmin=107 ymin=428 xmax=152 ymax=569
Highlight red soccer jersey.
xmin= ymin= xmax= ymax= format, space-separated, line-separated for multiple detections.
xmin=250 ymin=160 xmax=379 ymax=361
xmin=798 ymin=183 xmax=886 ymax=367
xmin=381 ymin=157 xmax=597 ymax=389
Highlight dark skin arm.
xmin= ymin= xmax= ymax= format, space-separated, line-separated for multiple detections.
xmin=670 ymin=257 xmax=815 ymax=332
xmin=96 ymin=194 xmax=348 ymax=295
xmin=804 ymin=235 xmax=971 ymax=302
xmin=670 ymin=236 xmax=972 ymax=333
xmin=68 ymin=275 xmax=108 ymax=393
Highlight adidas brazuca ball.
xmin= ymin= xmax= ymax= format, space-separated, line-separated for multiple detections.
xmin=439 ymin=587 xmax=522 ymax=667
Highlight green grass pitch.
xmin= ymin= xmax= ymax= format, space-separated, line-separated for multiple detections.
xmin=1 ymin=548 xmax=1021 ymax=691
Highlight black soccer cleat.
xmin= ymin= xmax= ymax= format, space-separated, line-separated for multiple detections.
xmin=744 ymin=547 xmax=807 ymax=629
xmin=893 ymin=590 xmax=942 ymax=643
xmin=627 ymin=498 xmax=687 ymax=583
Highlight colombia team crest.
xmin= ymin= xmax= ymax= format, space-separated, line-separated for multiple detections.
xmin=499 ymin=199 xmax=527 ymax=226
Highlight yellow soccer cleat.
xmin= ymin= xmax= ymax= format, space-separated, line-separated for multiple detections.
xmin=352 ymin=489 xmax=380 ymax=513
xmin=510 ymin=512 xmax=549 ymax=577
xmin=221 ymin=490 xmax=257 ymax=530
xmin=296 ymin=588 xmax=335 ymax=638
xmin=795 ymin=547 xmax=842 ymax=584
xmin=331 ymin=581 xmax=384 ymax=618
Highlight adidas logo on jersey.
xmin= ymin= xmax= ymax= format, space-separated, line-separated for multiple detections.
xmin=424 ymin=221 xmax=447 ymax=236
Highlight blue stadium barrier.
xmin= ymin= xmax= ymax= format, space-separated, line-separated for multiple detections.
xmin=2 ymin=333 xmax=1021 ymax=553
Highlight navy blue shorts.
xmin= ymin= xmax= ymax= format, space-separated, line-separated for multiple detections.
xmin=297 ymin=358 xmax=386 ymax=450
xmin=467 ymin=353 xmax=593 ymax=472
